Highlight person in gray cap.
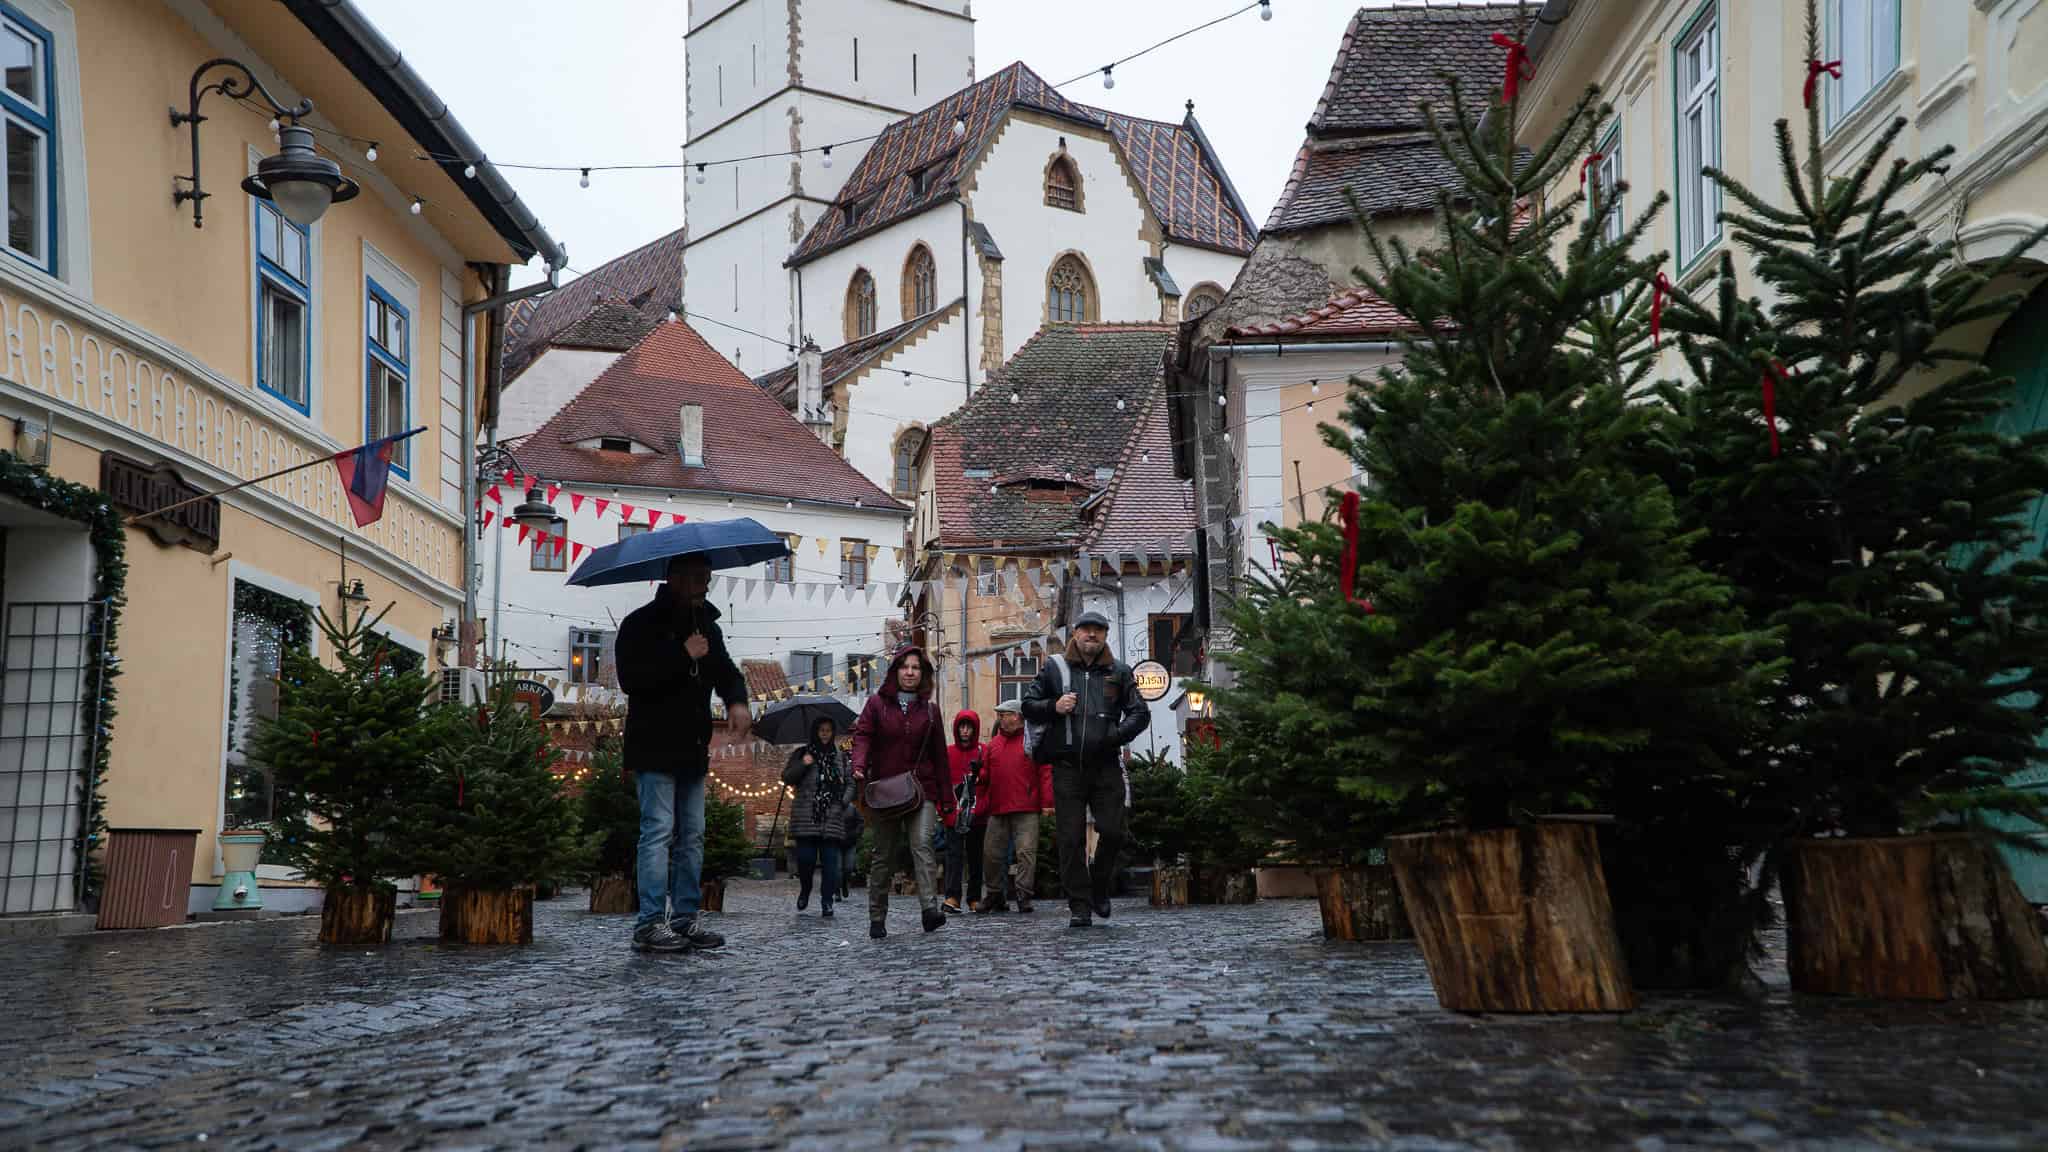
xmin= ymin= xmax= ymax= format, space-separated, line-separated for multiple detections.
xmin=1022 ymin=609 xmax=1149 ymax=927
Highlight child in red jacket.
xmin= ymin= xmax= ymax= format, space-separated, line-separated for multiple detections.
xmin=975 ymin=700 xmax=1053 ymax=913
xmin=940 ymin=710 xmax=987 ymax=913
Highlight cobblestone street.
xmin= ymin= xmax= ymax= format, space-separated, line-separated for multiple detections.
xmin=2 ymin=883 xmax=2046 ymax=1151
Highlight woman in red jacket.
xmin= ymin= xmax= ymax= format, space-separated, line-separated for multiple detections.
xmin=974 ymin=699 xmax=1053 ymax=913
xmin=850 ymin=646 xmax=951 ymax=938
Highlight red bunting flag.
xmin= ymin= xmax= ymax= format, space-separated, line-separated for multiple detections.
xmin=572 ymin=542 xmax=587 ymax=563
xmin=517 ymin=524 xmax=531 ymax=544
xmin=1804 ymin=58 xmax=1842 ymax=108
xmin=481 ymin=509 xmax=495 ymax=528
xmin=546 ymin=483 xmax=561 ymax=504
xmin=553 ymin=536 xmax=566 ymax=557
xmin=503 ymin=469 xmax=516 ymax=487
xmin=570 ymin=492 xmax=584 ymax=513
xmin=671 ymin=512 xmax=687 ymax=526
xmin=1491 ymin=31 xmax=1533 ymax=102
xmin=646 ymin=507 xmax=662 ymax=526
xmin=485 ymin=484 xmax=502 ymax=504
xmin=620 ymin=503 xmax=636 ymax=522
xmin=594 ymin=498 xmax=610 ymax=518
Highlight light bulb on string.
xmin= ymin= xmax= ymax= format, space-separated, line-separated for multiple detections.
xmin=1306 ymin=400 xmax=1314 ymax=414
xmin=268 ymin=117 xmax=281 ymax=133
xmin=464 ymin=164 xmax=477 ymax=179
xmin=952 ymin=116 xmax=967 ymax=139
xmin=1010 ymin=391 xmax=1020 ymax=405
xmin=579 ymin=168 xmax=591 ymax=189
xmin=1101 ymin=67 xmax=1115 ymax=90
xmin=1216 ymin=392 xmax=1226 ymax=407
xmin=821 ymin=146 xmax=833 ymax=169
xmin=1310 ymin=378 xmax=1320 ymax=395
xmin=695 ymin=164 xmax=708 ymax=185
xmin=409 ymin=198 xmax=423 ymax=216
xmin=365 ymin=143 xmax=379 ymax=163
xmin=1260 ymin=0 xmax=1272 ymax=20
xmin=1116 ymin=396 xmax=1126 ymax=411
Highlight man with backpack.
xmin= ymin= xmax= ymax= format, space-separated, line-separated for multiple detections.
xmin=1021 ymin=611 xmax=1149 ymax=928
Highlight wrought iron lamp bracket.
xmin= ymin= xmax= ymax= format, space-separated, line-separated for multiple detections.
xmin=170 ymin=58 xmax=316 ymax=228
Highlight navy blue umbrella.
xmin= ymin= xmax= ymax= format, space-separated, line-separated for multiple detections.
xmin=566 ymin=516 xmax=790 ymax=587
xmin=753 ymin=695 xmax=860 ymax=746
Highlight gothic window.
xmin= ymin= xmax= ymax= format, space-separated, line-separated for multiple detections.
xmin=903 ymin=244 xmax=937 ymax=318
xmin=1044 ymin=154 xmax=1081 ymax=212
xmin=1047 ymin=255 xmax=1095 ymax=324
xmin=893 ymin=427 xmax=925 ymax=498
xmin=845 ymin=268 xmax=877 ymax=340
xmin=1184 ymin=285 xmax=1224 ymax=320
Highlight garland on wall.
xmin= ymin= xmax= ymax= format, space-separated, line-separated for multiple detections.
xmin=0 ymin=451 xmax=126 ymax=906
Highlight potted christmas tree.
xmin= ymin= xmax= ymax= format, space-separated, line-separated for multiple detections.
xmin=1215 ymin=555 xmax=1410 ymax=941
xmin=1127 ymin=748 xmax=1265 ymax=906
xmin=419 ymin=680 xmax=593 ymax=945
xmin=700 ymin=795 xmax=752 ymax=913
xmin=1649 ymin=3 xmax=2048 ymax=1000
xmin=578 ymin=740 xmax=638 ymax=914
xmin=1326 ymin=58 xmax=1780 ymax=1012
xmin=252 ymin=605 xmax=445 ymax=947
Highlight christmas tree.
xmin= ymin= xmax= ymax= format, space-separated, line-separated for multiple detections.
xmin=1319 ymin=64 xmax=1780 ymax=838
xmin=415 ymin=678 xmax=593 ymax=892
xmin=1649 ymin=5 xmax=2048 ymax=841
xmin=576 ymin=739 xmax=638 ymax=881
xmin=252 ymin=604 xmax=445 ymax=892
xmin=702 ymin=794 xmax=754 ymax=883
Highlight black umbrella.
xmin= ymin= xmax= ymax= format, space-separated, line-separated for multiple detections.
xmin=754 ymin=695 xmax=859 ymax=746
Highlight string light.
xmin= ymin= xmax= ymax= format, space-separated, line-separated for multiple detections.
xmin=579 ymin=168 xmax=590 ymax=188
xmin=1310 ymin=379 xmax=1320 ymax=395
xmin=1101 ymin=66 xmax=1115 ymax=90
xmin=1261 ymin=0 xmax=1273 ymax=20
xmin=463 ymin=163 xmax=477 ymax=179
xmin=409 ymin=198 xmax=423 ymax=216
xmin=695 ymin=164 xmax=707 ymax=185
xmin=952 ymin=117 xmax=967 ymax=139
xmin=364 ymin=143 xmax=378 ymax=163
xmin=821 ymin=145 xmax=833 ymax=169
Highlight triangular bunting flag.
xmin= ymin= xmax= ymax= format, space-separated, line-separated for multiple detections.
xmin=572 ymin=542 xmax=587 ymax=563
xmin=546 ymin=483 xmax=561 ymax=504
xmin=517 ymin=524 xmax=531 ymax=544
xmin=805 ymin=584 xmax=818 ymax=602
xmin=570 ymin=492 xmax=584 ymax=513
xmin=485 ymin=484 xmax=502 ymax=504
xmin=647 ymin=507 xmax=662 ymax=526
xmin=481 ymin=510 xmax=495 ymax=528
xmin=502 ymin=469 xmax=516 ymax=486
xmin=671 ymin=512 xmax=687 ymax=526
xmin=621 ymin=503 xmax=636 ymax=522
xmin=817 ymin=537 xmax=828 ymax=558
xmin=594 ymin=498 xmax=610 ymax=518
xmin=553 ymin=536 xmax=566 ymax=557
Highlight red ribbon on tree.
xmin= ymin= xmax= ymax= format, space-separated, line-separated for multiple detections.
xmin=1580 ymin=152 xmax=1603 ymax=188
xmin=310 ymin=729 xmax=320 ymax=747
xmin=1337 ymin=491 xmax=1375 ymax=614
xmin=1804 ymin=58 xmax=1842 ymax=108
xmin=1649 ymin=272 xmax=1673 ymax=347
xmin=1762 ymin=360 xmax=1790 ymax=458
xmin=1491 ymin=32 xmax=1533 ymax=101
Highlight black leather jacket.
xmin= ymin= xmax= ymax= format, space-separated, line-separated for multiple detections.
xmin=1020 ymin=650 xmax=1149 ymax=769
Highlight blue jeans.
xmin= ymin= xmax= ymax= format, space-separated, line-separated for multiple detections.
xmin=636 ymin=770 xmax=706 ymax=932
xmin=794 ymin=837 xmax=840 ymax=909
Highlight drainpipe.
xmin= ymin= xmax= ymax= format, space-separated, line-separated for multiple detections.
xmin=465 ymin=266 xmax=561 ymax=666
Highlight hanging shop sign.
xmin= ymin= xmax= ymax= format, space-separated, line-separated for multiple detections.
xmin=508 ymin=679 xmax=555 ymax=719
xmin=100 ymin=453 xmax=219 ymax=552
xmin=1131 ymin=659 xmax=1172 ymax=702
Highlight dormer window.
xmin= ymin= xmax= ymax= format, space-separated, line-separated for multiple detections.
xmin=599 ymin=436 xmax=632 ymax=453
xmin=574 ymin=435 xmax=654 ymax=455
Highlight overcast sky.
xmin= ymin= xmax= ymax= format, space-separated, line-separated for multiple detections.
xmin=349 ymin=0 xmax=1367 ymax=287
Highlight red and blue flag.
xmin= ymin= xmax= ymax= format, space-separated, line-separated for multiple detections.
xmin=333 ymin=428 xmax=422 ymax=527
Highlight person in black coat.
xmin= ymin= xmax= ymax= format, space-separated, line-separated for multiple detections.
xmin=615 ymin=555 xmax=749 ymax=953
xmin=1021 ymin=611 xmax=1148 ymax=928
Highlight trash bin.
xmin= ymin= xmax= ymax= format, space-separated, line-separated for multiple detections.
xmin=96 ymin=828 xmax=200 ymax=929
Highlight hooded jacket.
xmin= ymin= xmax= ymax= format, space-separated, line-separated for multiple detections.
xmin=1020 ymin=634 xmax=1148 ymax=770
xmin=980 ymin=721 xmax=1051 ymax=815
xmin=850 ymin=647 xmax=950 ymax=812
xmin=615 ymin=593 xmax=746 ymax=777
xmin=944 ymin=711 xmax=985 ymax=828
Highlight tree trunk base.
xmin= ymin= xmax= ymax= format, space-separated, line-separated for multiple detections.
xmin=319 ymin=885 xmax=394 ymax=948
xmin=588 ymin=874 xmax=635 ymax=915
xmin=1388 ymin=824 xmax=1636 ymax=1014
xmin=1315 ymin=865 xmax=1412 ymax=941
xmin=1599 ymin=823 xmax=1758 ymax=991
xmin=1151 ymin=865 xmax=1190 ymax=907
xmin=1192 ymin=867 xmax=1258 ymax=905
xmin=1783 ymin=832 xmax=2048 ymax=1000
xmin=701 ymin=879 xmax=725 ymax=913
xmin=438 ymin=886 xmax=535 ymax=946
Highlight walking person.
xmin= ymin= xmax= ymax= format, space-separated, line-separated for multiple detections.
xmin=940 ymin=711 xmax=988 ymax=914
xmin=782 ymin=716 xmax=853 ymax=918
xmin=850 ymin=647 xmax=952 ymax=939
xmin=838 ymin=797 xmax=863 ymax=902
xmin=975 ymin=700 xmax=1051 ymax=913
xmin=1021 ymin=612 xmax=1148 ymax=928
xmin=616 ymin=555 xmax=750 ymax=953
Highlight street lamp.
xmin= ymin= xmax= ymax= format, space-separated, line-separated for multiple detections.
xmin=171 ymin=59 xmax=359 ymax=229
xmin=508 ymin=483 xmax=558 ymax=531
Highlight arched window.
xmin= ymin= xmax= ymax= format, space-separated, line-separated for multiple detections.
xmin=903 ymin=245 xmax=937 ymax=319
xmin=845 ymin=268 xmax=877 ymax=340
xmin=1047 ymin=254 xmax=1095 ymax=324
xmin=1044 ymin=154 xmax=1081 ymax=212
xmin=1184 ymin=284 xmax=1224 ymax=320
xmin=892 ymin=427 xmax=925 ymax=498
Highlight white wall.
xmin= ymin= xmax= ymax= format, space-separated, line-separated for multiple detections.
xmin=838 ymin=310 xmax=974 ymax=493
xmin=1076 ymin=571 xmax=1198 ymax=766
xmin=1164 ymin=244 xmax=1244 ymax=319
xmin=497 ymin=348 xmax=623 ymax=442
xmin=482 ymin=482 xmax=910 ymax=707
xmin=797 ymin=209 xmax=967 ymax=350
xmin=793 ymin=0 xmax=974 ymax=116
xmin=2 ymin=525 xmax=94 ymax=602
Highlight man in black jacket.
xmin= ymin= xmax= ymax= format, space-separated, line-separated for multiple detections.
xmin=1022 ymin=610 xmax=1148 ymax=928
xmin=615 ymin=555 xmax=750 ymax=953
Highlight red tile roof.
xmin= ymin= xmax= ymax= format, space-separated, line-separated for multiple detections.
xmin=1225 ymin=286 xmax=1413 ymax=339
xmin=509 ymin=319 xmax=901 ymax=511
xmin=790 ymin=63 xmax=1255 ymax=265
xmin=502 ymin=228 xmax=685 ymax=380
xmin=741 ymin=660 xmax=790 ymax=700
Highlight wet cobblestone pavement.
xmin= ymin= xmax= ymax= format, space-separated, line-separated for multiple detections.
xmin=2 ymin=882 xmax=2045 ymax=1151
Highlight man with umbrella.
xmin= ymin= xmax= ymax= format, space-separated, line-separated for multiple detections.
xmin=578 ymin=518 xmax=787 ymax=953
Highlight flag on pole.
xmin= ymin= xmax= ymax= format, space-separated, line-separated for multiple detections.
xmin=333 ymin=428 xmax=422 ymax=527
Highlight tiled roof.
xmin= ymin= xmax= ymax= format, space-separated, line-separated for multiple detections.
xmin=790 ymin=63 xmax=1255 ymax=264
xmin=502 ymin=228 xmax=685 ymax=380
xmin=753 ymin=301 xmax=963 ymax=408
xmin=550 ymin=296 xmax=665 ymax=352
xmin=1312 ymin=5 xmax=1524 ymax=138
xmin=1225 ymin=285 xmax=1412 ymax=340
xmin=741 ymin=660 xmax=789 ymax=699
xmin=929 ymin=324 xmax=1177 ymax=549
xmin=510 ymin=319 xmax=901 ymax=511
xmin=1087 ymin=392 xmax=1195 ymax=556
xmin=1267 ymin=135 xmax=1461 ymax=233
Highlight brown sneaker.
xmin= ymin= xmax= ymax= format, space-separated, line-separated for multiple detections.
xmin=972 ymin=896 xmax=1007 ymax=914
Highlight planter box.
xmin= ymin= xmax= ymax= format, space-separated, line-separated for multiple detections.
xmin=701 ymin=879 xmax=725 ymax=913
xmin=1782 ymin=832 xmax=2048 ymax=1000
xmin=1388 ymin=824 xmax=1635 ymax=1013
xmin=1151 ymin=865 xmax=1190 ymax=906
xmin=320 ymin=885 xmax=395 ymax=948
xmin=438 ymin=886 xmax=535 ymax=946
xmin=1314 ymin=865 xmax=1411 ymax=941
xmin=1192 ymin=867 xmax=1258 ymax=905
xmin=1598 ymin=823 xmax=1756 ymax=991
xmin=1255 ymin=864 xmax=1320 ymax=900
xmin=588 ymin=874 xmax=634 ymax=914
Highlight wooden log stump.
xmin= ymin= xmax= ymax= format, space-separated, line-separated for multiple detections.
xmin=438 ymin=886 xmax=535 ymax=946
xmin=1388 ymin=824 xmax=1636 ymax=1014
xmin=701 ymin=879 xmax=725 ymax=913
xmin=1192 ymin=867 xmax=1259 ymax=905
xmin=1782 ymin=832 xmax=2048 ymax=1000
xmin=1150 ymin=865 xmax=1190 ymax=907
xmin=588 ymin=874 xmax=635 ymax=914
xmin=1315 ymin=865 xmax=1413 ymax=941
xmin=319 ymin=885 xmax=395 ymax=948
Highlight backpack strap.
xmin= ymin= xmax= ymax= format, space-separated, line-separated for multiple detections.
xmin=1050 ymin=654 xmax=1073 ymax=745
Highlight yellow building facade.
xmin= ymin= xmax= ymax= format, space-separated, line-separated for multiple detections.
xmin=0 ymin=0 xmax=557 ymax=919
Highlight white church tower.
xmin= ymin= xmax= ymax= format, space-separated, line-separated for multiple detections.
xmin=683 ymin=1 xmax=975 ymax=373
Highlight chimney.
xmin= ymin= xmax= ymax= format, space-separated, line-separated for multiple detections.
xmin=679 ymin=403 xmax=704 ymax=467
xmin=796 ymin=338 xmax=831 ymax=443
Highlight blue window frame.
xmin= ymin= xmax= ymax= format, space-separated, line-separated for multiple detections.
xmin=0 ymin=2 xmax=56 ymax=274
xmin=254 ymin=199 xmax=312 ymax=414
xmin=365 ymin=277 xmax=410 ymax=478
